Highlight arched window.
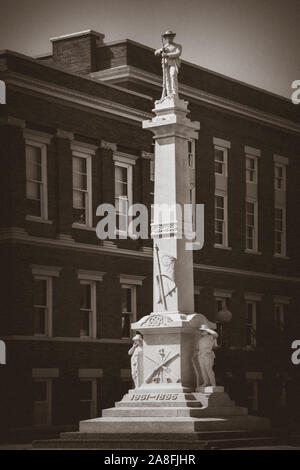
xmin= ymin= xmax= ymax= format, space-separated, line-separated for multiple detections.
xmin=0 ymin=80 xmax=6 ymax=104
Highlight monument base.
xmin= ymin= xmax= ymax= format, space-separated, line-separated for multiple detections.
xmin=32 ymin=387 xmax=270 ymax=449
xmin=78 ymin=387 xmax=269 ymax=434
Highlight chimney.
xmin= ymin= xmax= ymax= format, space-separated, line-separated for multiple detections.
xmin=50 ymin=30 xmax=105 ymax=75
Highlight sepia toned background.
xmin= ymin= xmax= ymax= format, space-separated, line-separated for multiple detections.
xmin=0 ymin=0 xmax=299 ymax=98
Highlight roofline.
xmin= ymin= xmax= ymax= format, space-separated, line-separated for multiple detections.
xmin=0 ymin=49 xmax=152 ymax=102
xmin=102 ymin=39 xmax=292 ymax=103
xmin=50 ymin=30 xmax=105 ymax=42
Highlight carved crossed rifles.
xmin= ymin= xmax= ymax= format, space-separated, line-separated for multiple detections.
xmin=145 ymin=348 xmax=180 ymax=384
xmin=155 ymin=244 xmax=177 ymax=310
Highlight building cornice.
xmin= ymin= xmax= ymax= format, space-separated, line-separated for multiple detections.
xmin=2 ymin=335 xmax=132 ymax=345
xmin=3 ymin=71 xmax=152 ymax=124
xmin=0 ymin=228 xmax=299 ymax=284
xmin=94 ymin=65 xmax=300 ymax=135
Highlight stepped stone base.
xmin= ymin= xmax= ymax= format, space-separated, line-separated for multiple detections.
xmin=32 ymin=387 xmax=270 ymax=449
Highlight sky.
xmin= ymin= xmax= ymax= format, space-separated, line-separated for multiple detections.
xmin=0 ymin=0 xmax=299 ymax=98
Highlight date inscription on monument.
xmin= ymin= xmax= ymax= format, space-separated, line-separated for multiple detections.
xmin=130 ymin=393 xmax=179 ymax=401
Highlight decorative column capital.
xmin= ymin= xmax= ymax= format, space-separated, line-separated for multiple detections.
xmin=56 ymin=129 xmax=74 ymax=140
xmin=143 ymin=96 xmax=200 ymax=141
xmin=141 ymin=151 xmax=154 ymax=160
xmin=101 ymin=140 xmax=117 ymax=151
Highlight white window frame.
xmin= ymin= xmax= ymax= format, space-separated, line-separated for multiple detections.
xmin=114 ymin=160 xmax=133 ymax=236
xmin=274 ymin=206 xmax=286 ymax=257
xmin=245 ymin=199 xmax=258 ymax=252
xmin=214 ymin=145 xmax=228 ymax=177
xmin=274 ymin=300 xmax=288 ymax=331
xmin=79 ymin=378 xmax=97 ymax=419
xmin=274 ymin=163 xmax=286 ymax=192
xmin=72 ymin=151 xmax=93 ymax=228
xmin=245 ymin=155 xmax=258 ymax=184
xmin=33 ymin=378 xmax=52 ymax=426
xmin=214 ymin=191 xmax=228 ymax=248
xmin=31 ymin=265 xmax=61 ymax=337
xmin=79 ymin=280 xmax=97 ymax=339
xmin=119 ymin=275 xmax=144 ymax=339
xmin=121 ymin=284 xmax=137 ymax=339
xmin=215 ymin=296 xmax=229 ymax=347
xmin=33 ymin=275 xmax=53 ymax=337
xmin=214 ymin=291 xmax=232 ymax=347
xmin=25 ymin=139 xmax=48 ymax=221
xmin=273 ymin=155 xmax=288 ymax=258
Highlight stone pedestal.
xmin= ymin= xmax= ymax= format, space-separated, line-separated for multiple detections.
xmin=131 ymin=312 xmax=216 ymax=393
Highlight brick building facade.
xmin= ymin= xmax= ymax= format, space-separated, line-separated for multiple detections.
xmin=0 ymin=30 xmax=300 ymax=439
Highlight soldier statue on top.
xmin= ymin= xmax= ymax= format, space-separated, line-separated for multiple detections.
xmin=155 ymin=30 xmax=182 ymax=101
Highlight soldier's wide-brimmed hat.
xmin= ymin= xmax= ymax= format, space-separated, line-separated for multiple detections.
xmin=199 ymin=324 xmax=218 ymax=337
xmin=132 ymin=333 xmax=143 ymax=341
xmin=162 ymin=30 xmax=176 ymax=38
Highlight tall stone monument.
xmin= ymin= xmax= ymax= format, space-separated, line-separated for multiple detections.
xmin=49 ymin=31 xmax=270 ymax=448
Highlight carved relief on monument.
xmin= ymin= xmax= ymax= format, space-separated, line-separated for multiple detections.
xmin=155 ymin=244 xmax=177 ymax=310
xmin=145 ymin=348 xmax=180 ymax=384
xmin=140 ymin=314 xmax=173 ymax=327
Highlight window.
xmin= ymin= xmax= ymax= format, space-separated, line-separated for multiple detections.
xmin=26 ymin=142 xmax=48 ymax=220
xmin=214 ymin=194 xmax=227 ymax=246
xmin=31 ymin=265 xmax=61 ymax=337
xmin=34 ymin=277 xmax=52 ymax=336
xmin=79 ymin=281 xmax=96 ymax=338
xmin=274 ymin=156 xmax=288 ymax=257
xmin=246 ymin=301 xmax=257 ymax=348
xmin=274 ymin=303 xmax=285 ymax=331
xmin=246 ymin=200 xmax=257 ymax=251
xmin=214 ymin=146 xmax=227 ymax=176
xmin=114 ymin=161 xmax=133 ymax=234
xmin=33 ymin=379 xmax=52 ymax=426
xmin=246 ymin=156 xmax=257 ymax=183
xmin=274 ymin=164 xmax=285 ymax=191
xmin=215 ymin=296 xmax=230 ymax=348
xmin=72 ymin=154 xmax=92 ymax=226
xmin=274 ymin=207 xmax=286 ymax=256
xmin=121 ymin=285 xmax=136 ymax=339
xmin=214 ymin=139 xmax=230 ymax=249
xmin=79 ymin=379 xmax=97 ymax=420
